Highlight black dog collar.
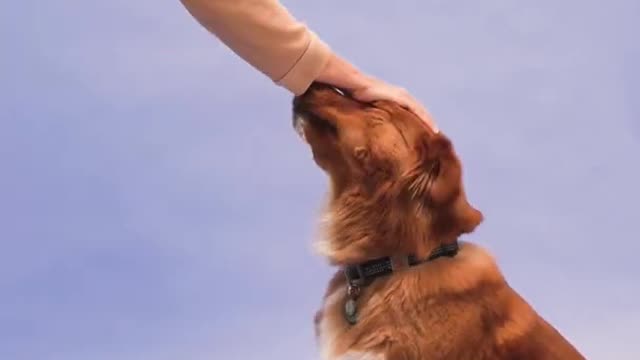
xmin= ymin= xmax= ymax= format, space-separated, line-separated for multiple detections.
xmin=342 ymin=241 xmax=459 ymax=325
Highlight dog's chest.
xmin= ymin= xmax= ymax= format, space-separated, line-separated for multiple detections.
xmin=316 ymin=284 xmax=485 ymax=360
xmin=317 ymin=287 xmax=387 ymax=360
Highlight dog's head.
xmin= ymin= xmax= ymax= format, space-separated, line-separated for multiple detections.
xmin=293 ymin=83 xmax=482 ymax=261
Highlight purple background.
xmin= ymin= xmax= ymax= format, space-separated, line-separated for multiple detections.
xmin=2 ymin=0 xmax=639 ymax=359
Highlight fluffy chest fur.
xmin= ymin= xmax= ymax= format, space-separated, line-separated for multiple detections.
xmin=315 ymin=243 xmax=581 ymax=360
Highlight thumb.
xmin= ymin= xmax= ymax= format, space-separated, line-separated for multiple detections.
xmin=350 ymin=87 xmax=380 ymax=103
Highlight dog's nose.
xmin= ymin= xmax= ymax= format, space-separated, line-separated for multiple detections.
xmin=292 ymin=83 xmax=320 ymax=114
xmin=293 ymin=83 xmax=348 ymax=113
xmin=292 ymin=94 xmax=305 ymax=113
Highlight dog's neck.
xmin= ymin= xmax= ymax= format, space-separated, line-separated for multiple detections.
xmin=316 ymin=189 xmax=459 ymax=265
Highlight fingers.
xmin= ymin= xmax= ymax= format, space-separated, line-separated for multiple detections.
xmin=399 ymin=92 xmax=439 ymax=134
xmin=352 ymin=84 xmax=439 ymax=133
xmin=407 ymin=102 xmax=439 ymax=134
xmin=350 ymin=82 xmax=384 ymax=103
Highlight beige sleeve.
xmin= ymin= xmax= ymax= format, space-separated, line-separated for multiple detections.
xmin=180 ymin=0 xmax=332 ymax=95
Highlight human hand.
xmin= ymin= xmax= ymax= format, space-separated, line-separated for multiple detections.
xmin=315 ymin=53 xmax=439 ymax=133
xmin=350 ymin=77 xmax=438 ymax=133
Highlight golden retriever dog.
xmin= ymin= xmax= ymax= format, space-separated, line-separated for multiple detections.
xmin=292 ymin=83 xmax=584 ymax=360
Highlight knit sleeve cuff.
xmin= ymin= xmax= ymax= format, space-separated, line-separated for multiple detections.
xmin=275 ymin=30 xmax=332 ymax=95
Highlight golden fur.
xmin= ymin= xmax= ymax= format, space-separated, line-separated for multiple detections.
xmin=292 ymin=83 xmax=584 ymax=359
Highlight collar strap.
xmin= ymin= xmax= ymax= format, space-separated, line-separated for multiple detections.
xmin=341 ymin=241 xmax=459 ymax=325
xmin=343 ymin=242 xmax=459 ymax=287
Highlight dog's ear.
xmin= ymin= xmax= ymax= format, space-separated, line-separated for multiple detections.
xmin=453 ymin=195 xmax=483 ymax=234
xmin=405 ymin=133 xmax=461 ymax=205
xmin=404 ymin=133 xmax=483 ymax=233
xmin=431 ymin=196 xmax=483 ymax=236
xmin=425 ymin=134 xmax=461 ymax=205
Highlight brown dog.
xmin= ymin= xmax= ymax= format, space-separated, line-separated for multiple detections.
xmin=292 ymin=83 xmax=585 ymax=360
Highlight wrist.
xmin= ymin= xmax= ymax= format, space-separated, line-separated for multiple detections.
xmin=316 ymin=53 xmax=371 ymax=92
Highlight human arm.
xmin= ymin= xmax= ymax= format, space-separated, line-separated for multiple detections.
xmin=179 ymin=0 xmax=330 ymax=95
xmin=179 ymin=0 xmax=438 ymax=131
